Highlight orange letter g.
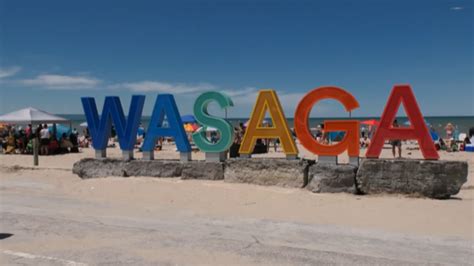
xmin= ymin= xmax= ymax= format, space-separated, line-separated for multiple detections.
xmin=294 ymin=86 xmax=360 ymax=157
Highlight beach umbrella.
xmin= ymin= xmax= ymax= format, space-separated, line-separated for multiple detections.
xmin=361 ymin=119 xmax=379 ymax=126
xmin=190 ymin=123 xmax=199 ymax=131
xmin=181 ymin=115 xmax=196 ymax=123
xmin=183 ymin=123 xmax=200 ymax=132
xmin=183 ymin=123 xmax=194 ymax=132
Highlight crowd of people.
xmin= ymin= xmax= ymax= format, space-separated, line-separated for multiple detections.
xmin=0 ymin=124 xmax=80 ymax=155
xmin=229 ymin=122 xmax=331 ymax=157
xmin=434 ymin=124 xmax=473 ymax=152
xmin=357 ymin=120 xmax=474 ymax=158
xmin=1 ymin=120 xmax=472 ymax=158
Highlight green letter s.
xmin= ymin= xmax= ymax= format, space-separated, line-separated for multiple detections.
xmin=192 ymin=91 xmax=234 ymax=152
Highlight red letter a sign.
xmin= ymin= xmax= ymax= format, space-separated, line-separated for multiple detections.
xmin=366 ymin=85 xmax=439 ymax=160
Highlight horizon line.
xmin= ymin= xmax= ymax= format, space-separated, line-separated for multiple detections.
xmin=56 ymin=114 xmax=474 ymax=119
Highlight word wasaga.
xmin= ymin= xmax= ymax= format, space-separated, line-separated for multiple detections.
xmin=81 ymin=85 xmax=439 ymax=160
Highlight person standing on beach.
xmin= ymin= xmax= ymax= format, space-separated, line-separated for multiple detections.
xmin=361 ymin=126 xmax=367 ymax=138
xmin=136 ymin=123 xmax=145 ymax=146
xmin=391 ymin=119 xmax=401 ymax=158
xmin=320 ymin=124 xmax=329 ymax=144
xmin=25 ymin=124 xmax=32 ymax=139
xmin=40 ymin=124 xmax=50 ymax=155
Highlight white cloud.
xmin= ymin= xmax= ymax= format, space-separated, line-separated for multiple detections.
xmin=115 ymin=84 xmax=345 ymax=117
xmin=110 ymin=81 xmax=263 ymax=99
xmin=221 ymin=87 xmax=259 ymax=97
xmin=109 ymin=81 xmax=217 ymax=94
xmin=229 ymin=90 xmax=349 ymax=117
xmin=230 ymin=89 xmax=303 ymax=107
xmin=228 ymin=90 xmax=305 ymax=117
xmin=450 ymin=6 xmax=464 ymax=11
xmin=278 ymin=92 xmax=306 ymax=108
xmin=108 ymin=81 xmax=262 ymax=116
xmin=20 ymin=74 xmax=101 ymax=89
xmin=0 ymin=66 xmax=21 ymax=79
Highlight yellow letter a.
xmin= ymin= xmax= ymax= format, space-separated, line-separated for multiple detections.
xmin=239 ymin=90 xmax=297 ymax=156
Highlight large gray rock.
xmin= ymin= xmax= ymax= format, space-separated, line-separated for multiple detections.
xmin=356 ymin=159 xmax=468 ymax=199
xmin=124 ymin=160 xmax=182 ymax=177
xmin=306 ymin=163 xmax=358 ymax=193
xmin=181 ymin=161 xmax=225 ymax=180
xmin=73 ymin=158 xmax=127 ymax=178
xmin=72 ymin=158 xmax=183 ymax=178
xmin=224 ymin=159 xmax=307 ymax=188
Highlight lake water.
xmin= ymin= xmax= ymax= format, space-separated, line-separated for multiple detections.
xmin=62 ymin=114 xmax=473 ymax=139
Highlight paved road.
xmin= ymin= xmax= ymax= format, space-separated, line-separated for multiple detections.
xmin=0 ymin=180 xmax=472 ymax=265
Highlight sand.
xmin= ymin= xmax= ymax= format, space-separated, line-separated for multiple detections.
xmin=0 ymin=142 xmax=473 ymax=241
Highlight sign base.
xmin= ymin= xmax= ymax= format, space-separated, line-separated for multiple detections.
xmin=349 ymin=156 xmax=359 ymax=166
xmin=95 ymin=149 xmax=106 ymax=159
xmin=206 ymin=152 xmax=226 ymax=162
xmin=122 ymin=150 xmax=134 ymax=161
xmin=318 ymin=155 xmax=337 ymax=164
xmin=180 ymin=152 xmax=191 ymax=162
xmin=142 ymin=151 xmax=154 ymax=160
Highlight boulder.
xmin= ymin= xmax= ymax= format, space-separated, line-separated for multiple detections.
xmin=72 ymin=158 xmax=127 ymax=178
xmin=356 ymin=159 xmax=468 ymax=199
xmin=224 ymin=158 xmax=307 ymax=188
xmin=306 ymin=163 xmax=358 ymax=193
xmin=181 ymin=161 xmax=225 ymax=180
xmin=72 ymin=158 xmax=183 ymax=179
xmin=124 ymin=160 xmax=182 ymax=177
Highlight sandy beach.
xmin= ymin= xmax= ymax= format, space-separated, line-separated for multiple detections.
xmin=1 ymin=143 xmax=472 ymax=224
xmin=1 ymin=118 xmax=472 ymax=264
xmin=0 ymin=144 xmax=473 ymax=265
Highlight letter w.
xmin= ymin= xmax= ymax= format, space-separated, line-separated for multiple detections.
xmin=81 ymin=95 xmax=145 ymax=151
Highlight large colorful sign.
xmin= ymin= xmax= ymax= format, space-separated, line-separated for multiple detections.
xmin=81 ymin=85 xmax=439 ymax=160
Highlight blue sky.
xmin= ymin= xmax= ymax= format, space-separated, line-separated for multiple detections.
xmin=0 ymin=0 xmax=472 ymax=118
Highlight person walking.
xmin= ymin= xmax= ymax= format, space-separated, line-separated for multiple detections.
xmin=391 ymin=119 xmax=402 ymax=158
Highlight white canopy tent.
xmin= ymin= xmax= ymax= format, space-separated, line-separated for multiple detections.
xmin=0 ymin=107 xmax=69 ymax=124
xmin=0 ymin=107 xmax=70 ymax=166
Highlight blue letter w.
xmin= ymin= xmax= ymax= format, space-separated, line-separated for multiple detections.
xmin=81 ymin=95 xmax=145 ymax=151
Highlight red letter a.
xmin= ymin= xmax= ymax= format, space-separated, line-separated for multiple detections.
xmin=366 ymin=85 xmax=439 ymax=160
